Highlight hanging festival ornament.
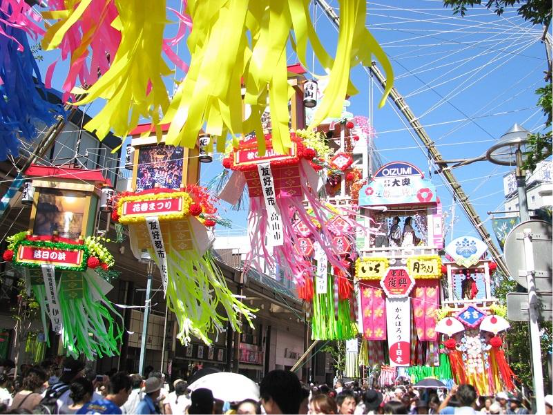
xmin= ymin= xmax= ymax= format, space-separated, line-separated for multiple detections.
xmin=117 ymin=128 xmax=254 ymax=344
xmin=480 ymin=315 xmax=510 ymax=335
xmin=303 ymin=79 xmax=318 ymax=108
xmin=2 ymin=165 xmax=122 ymax=360
xmin=198 ymin=134 xmax=213 ymax=163
xmin=21 ymin=181 xmax=35 ymax=205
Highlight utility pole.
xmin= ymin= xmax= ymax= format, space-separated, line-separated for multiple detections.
xmin=314 ymin=0 xmax=509 ymax=276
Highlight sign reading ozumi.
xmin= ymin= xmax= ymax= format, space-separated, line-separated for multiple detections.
xmin=381 ymin=267 xmax=415 ymax=298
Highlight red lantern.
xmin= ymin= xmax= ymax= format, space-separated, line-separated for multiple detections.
xmin=489 ymin=336 xmax=503 ymax=348
xmin=444 ymin=338 xmax=457 ymax=350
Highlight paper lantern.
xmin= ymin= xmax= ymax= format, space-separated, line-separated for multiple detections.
xmin=303 ymin=79 xmax=318 ymax=108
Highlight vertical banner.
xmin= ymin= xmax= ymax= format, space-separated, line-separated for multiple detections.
xmin=313 ymin=242 xmax=327 ymax=294
xmin=41 ymin=264 xmax=63 ymax=334
xmin=257 ymin=163 xmax=284 ymax=247
xmin=146 ymin=217 xmax=169 ymax=295
xmin=360 ymin=281 xmax=387 ymax=340
xmin=386 ymin=297 xmax=411 ymax=366
xmin=412 ymin=280 xmax=439 ymax=341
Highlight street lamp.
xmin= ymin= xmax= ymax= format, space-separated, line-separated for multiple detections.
xmin=486 ymin=123 xmax=530 ymax=222
xmin=486 ymin=123 xmax=545 ymax=412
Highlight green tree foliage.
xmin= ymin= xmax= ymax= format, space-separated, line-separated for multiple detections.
xmin=321 ymin=341 xmax=346 ymax=378
xmin=444 ymin=0 xmax=552 ymax=170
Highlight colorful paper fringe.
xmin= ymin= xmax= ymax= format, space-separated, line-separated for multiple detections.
xmin=31 ymin=270 xmax=122 ymax=360
xmin=0 ymin=5 xmax=63 ymax=161
xmin=311 ymin=274 xmax=357 ymax=340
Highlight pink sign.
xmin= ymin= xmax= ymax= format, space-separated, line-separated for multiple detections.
xmin=360 ymin=281 xmax=387 ymax=341
xmin=123 ymin=197 xmax=182 ymax=216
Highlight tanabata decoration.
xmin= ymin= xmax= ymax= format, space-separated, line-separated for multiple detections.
xmin=0 ymin=0 xmax=63 ymax=160
xmin=3 ymin=232 xmax=122 ymax=360
xmin=40 ymin=0 xmax=393 ymax=154
xmin=113 ymin=185 xmax=255 ymax=345
xmin=220 ymin=133 xmax=358 ymax=340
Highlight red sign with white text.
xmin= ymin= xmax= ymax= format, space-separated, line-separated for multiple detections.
xmin=235 ymin=140 xmax=297 ymax=166
xmin=17 ymin=246 xmax=83 ymax=266
xmin=381 ymin=267 xmax=415 ymax=298
xmin=123 ymin=197 xmax=182 ymax=217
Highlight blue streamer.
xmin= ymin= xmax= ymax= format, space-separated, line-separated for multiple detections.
xmin=0 ymin=7 xmax=65 ymax=161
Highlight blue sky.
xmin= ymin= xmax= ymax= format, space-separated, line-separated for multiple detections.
xmin=35 ymin=0 xmax=550 ymax=245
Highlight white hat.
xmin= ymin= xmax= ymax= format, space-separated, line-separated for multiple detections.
xmin=545 ymin=395 xmax=553 ymax=407
xmin=144 ymin=377 xmax=162 ymax=394
xmin=496 ymin=392 xmax=508 ymax=400
xmin=489 ymin=403 xmax=501 ymax=414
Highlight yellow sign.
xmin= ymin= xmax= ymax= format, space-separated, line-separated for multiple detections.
xmin=407 ymin=255 xmax=441 ymax=279
xmin=356 ymin=257 xmax=389 ymax=280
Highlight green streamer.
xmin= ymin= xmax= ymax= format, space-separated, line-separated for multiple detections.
xmin=407 ymin=350 xmax=453 ymax=383
xmin=311 ymin=274 xmax=357 ymax=340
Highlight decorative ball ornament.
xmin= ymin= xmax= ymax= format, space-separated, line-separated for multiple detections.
xmin=441 ymin=265 xmax=447 ymax=274
xmin=489 ymin=262 xmax=497 ymax=272
xmin=204 ymin=219 xmax=216 ymax=227
xmin=87 ymin=256 xmax=100 ymax=269
xmin=101 ymin=263 xmax=109 ymax=271
xmin=189 ymin=204 xmax=202 ymax=216
xmin=444 ymin=338 xmax=457 ymax=350
xmin=346 ymin=121 xmax=354 ymax=129
xmin=489 ymin=336 xmax=503 ymax=348
xmin=346 ymin=172 xmax=355 ymax=181
xmin=304 ymin=148 xmax=316 ymax=160
xmin=2 ymin=250 xmax=14 ymax=262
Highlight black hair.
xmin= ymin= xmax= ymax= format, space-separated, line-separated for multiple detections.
xmin=107 ymin=372 xmax=132 ymax=395
xmin=70 ymin=378 xmax=94 ymax=404
xmin=83 ymin=367 xmax=97 ymax=383
xmin=173 ymin=381 xmax=187 ymax=397
xmin=383 ymin=400 xmax=408 ymax=414
xmin=456 ymin=384 xmax=477 ymax=407
xmin=260 ymin=370 xmax=303 ymax=415
xmin=130 ymin=374 xmax=143 ymax=389
xmin=148 ymin=370 xmax=163 ymax=380
xmin=59 ymin=357 xmax=85 ymax=383
xmin=336 ymin=390 xmax=356 ymax=407
xmin=189 ymin=388 xmax=213 ymax=414
xmin=21 ymin=366 xmax=47 ymax=392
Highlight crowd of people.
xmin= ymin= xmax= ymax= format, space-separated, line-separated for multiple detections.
xmin=0 ymin=357 xmax=549 ymax=414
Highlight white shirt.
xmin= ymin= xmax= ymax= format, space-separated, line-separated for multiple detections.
xmin=0 ymin=387 xmax=12 ymax=407
xmin=121 ymin=388 xmax=143 ymax=414
xmin=166 ymin=391 xmax=190 ymax=415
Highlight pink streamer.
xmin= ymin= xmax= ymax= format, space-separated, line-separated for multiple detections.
xmin=360 ymin=281 xmax=387 ymax=341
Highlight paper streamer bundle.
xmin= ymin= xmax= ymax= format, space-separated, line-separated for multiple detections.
xmin=0 ymin=2 xmax=63 ymax=161
xmin=114 ymin=186 xmax=255 ymax=345
xmin=3 ymin=232 xmax=122 ymax=360
xmin=41 ymin=0 xmax=191 ymax=139
xmin=40 ymin=0 xmax=392 ymax=153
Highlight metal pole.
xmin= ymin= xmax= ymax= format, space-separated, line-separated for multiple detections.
xmin=522 ymin=229 xmax=545 ymax=412
xmin=515 ymin=149 xmax=530 ymax=222
xmin=139 ymin=261 xmax=153 ymax=376
xmin=160 ymin=303 xmax=169 ymax=374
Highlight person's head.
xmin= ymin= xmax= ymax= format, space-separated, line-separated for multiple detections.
xmin=299 ymin=388 xmax=310 ymax=415
xmin=335 ymin=380 xmax=343 ymax=389
xmin=260 ymin=370 xmax=303 ymax=414
xmin=130 ymin=374 xmax=142 ymax=390
xmin=59 ymin=357 xmax=85 ymax=384
xmin=69 ymin=378 xmax=94 ymax=405
xmin=405 ymin=217 xmax=412 ymax=225
xmin=489 ymin=402 xmax=501 ymax=414
xmin=496 ymin=392 xmax=508 ymax=407
xmin=508 ymin=395 xmax=522 ymax=410
xmin=336 ymin=390 xmax=356 ymax=415
xmin=545 ymin=394 xmax=553 ymax=415
xmin=382 ymin=400 xmax=408 ymax=414
xmin=394 ymin=387 xmax=404 ymax=400
xmin=147 ymin=370 xmax=163 ymax=381
xmin=189 ymin=388 xmax=214 ymax=414
xmin=143 ymin=377 xmax=162 ymax=401
xmin=21 ymin=366 xmax=47 ymax=393
xmin=106 ymin=372 xmax=132 ymax=407
xmin=309 ymin=394 xmax=338 ymax=414
xmin=401 ymin=395 xmax=411 ymax=409
xmin=237 ymin=399 xmax=261 ymax=415
xmin=483 ymin=397 xmax=493 ymax=409
xmin=414 ymin=400 xmax=428 ymax=414
xmin=428 ymin=394 xmax=440 ymax=412
xmin=362 ymin=390 xmax=383 ymax=412
xmin=174 ymin=380 xmax=188 ymax=397
xmin=455 ymin=384 xmax=477 ymax=408
xmin=393 ymin=217 xmax=400 ymax=225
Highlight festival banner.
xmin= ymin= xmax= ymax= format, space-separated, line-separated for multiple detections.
xmin=412 ymin=280 xmax=439 ymax=341
xmin=386 ymin=297 xmax=411 ymax=366
xmin=360 ymin=281 xmax=386 ymax=340
xmin=257 ymin=163 xmax=284 ymax=247
xmin=41 ymin=264 xmax=63 ymax=334
xmin=146 ymin=217 xmax=169 ymax=295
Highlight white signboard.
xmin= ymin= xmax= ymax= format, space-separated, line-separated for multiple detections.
xmin=146 ymin=217 xmax=169 ymax=295
xmin=257 ymin=163 xmax=284 ymax=247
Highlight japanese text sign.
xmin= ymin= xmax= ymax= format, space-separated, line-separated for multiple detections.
xmin=386 ymin=297 xmax=411 ymax=367
xmin=381 ymin=267 xmax=415 ymax=298
xmin=123 ymin=197 xmax=183 ymax=217
xmin=356 ymin=257 xmax=388 ymax=280
xmin=18 ymin=246 xmax=84 ymax=267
